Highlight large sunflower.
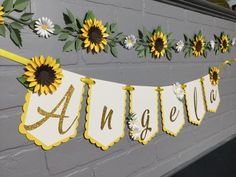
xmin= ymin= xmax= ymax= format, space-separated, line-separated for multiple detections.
xmin=150 ymin=31 xmax=168 ymax=58
xmin=209 ymin=67 xmax=220 ymax=86
xmin=220 ymin=34 xmax=230 ymax=53
xmin=192 ymin=35 xmax=205 ymax=57
xmin=0 ymin=6 xmax=4 ymax=25
xmin=81 ymin=19 xmax=109 ymax=53
xmin=24 ymin=56 xmax=63 ymax=95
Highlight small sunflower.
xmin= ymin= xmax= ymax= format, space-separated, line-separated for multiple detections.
xmin=209 ymin=67 xmax=220 ymax=86
xmin=81 ymin=19 xmax=109 ymax=53
xmin=24 ymin=56 xmax=63 ymax=95
xmin=192 ymin=34 xmax=205 ymax=57
xmin=0 ymin=6 xmax=4 ymax=25
xmin=220 ymin=34 xmax=230 ymax=53
xmin=150 ymin=31 xmax=168 ymax=58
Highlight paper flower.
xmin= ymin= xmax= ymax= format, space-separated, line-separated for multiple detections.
xmin=130 ymin=127 xmax=142 ymax=140
xmin=210 ymin=40 xmax=215 ymax=50
xmin=124 ymin=35 xmax=136 ymax=49
xmin=192 ymin=34 xmax=205 ymax=57
xmin=176 ymin=40 xmax=184 ymax=52
xmin=173 ymin=82 xmax=185 ymax=101
xmin=231 ymin=37 xmax=236 ymax=46
xmin=35 ymin=17 xmax=55 ymax=38
xmin=24 ymin=56 xmax=63 ymax=95
xmin=81 ymin=19 xmax=109 ymax=53
xmin=150 ymin=31 xmax=168 ymax=58
xmin=220 ymin=34 xmax=230 ymax=53
xmin=209 ymin=67 xmax=220 ymax=86
xmin=128 ymin=117 xmax=139 ymax=130
xmin=0 ymin=6 xmax=4 ymax=25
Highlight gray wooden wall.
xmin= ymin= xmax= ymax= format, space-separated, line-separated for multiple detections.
xmin=0 ymin=0 xmax=236 ymax=177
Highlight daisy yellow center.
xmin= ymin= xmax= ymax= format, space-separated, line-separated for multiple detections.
xmin=127 ymin=39 xmax=133 ymax=44
xmin=195 ymin=41 xmax=202 ymax=52
xmin=155 ymin=38 xmax=164 ymax=52
xmin=41 ymin=24 xmax=48 ymax=30
xmin=35 ymin=65 xmax=56 ymax=86
xmin=88 ymin=26 xmax=102 ymax=44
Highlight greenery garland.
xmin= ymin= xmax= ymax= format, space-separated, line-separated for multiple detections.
xmin=0 ymin=0 xmax=235 ymax=60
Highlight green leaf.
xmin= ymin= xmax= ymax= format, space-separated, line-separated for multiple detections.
xmin=53 ymin=24 xmax=61 ymax=35
xmin=143 ymin=26 xmax=150 ymax=40
xmin=63 ymin=40 xmax=74 ymax=52
xmin=58 ymin=33 xmax=69 ymax=41
xmin=184 ymin=34 xmax=188 ymax=41
xmin=20 ymin=13 xmax=34 ymax=21
xmin=75 ymin=38 xmax=82 ymax=51
xmin=104 ymin=45 xmax=108 ymax=53
xmin=110 ymin=46 xmax=118 ymax=57
xmin=155 ymin=26 xmax=161 ymax=32
xmin=138 ymin=49 xmax=145 ymax=58
xmin=56 ymin=58 xmax=61 ymax=64
xmin=2 ymin=0 xmax=14 ymax=12
xmin=76 ymin=18 xmax=83 ymax=29
xmin=28 ymin=20 xmax=36 ymax=30
xmin=14 ymin=0 xmax=30 ymax=12
xmin=66 ymin=9 xmax=75 ymax=24
xmin=85 ymin=10 xmax=95 ymax=20
xmin=9 ymin=27 xmax=22 ymax=47
xmin=166 ymin=50 xmax=172 ymax=61
xmin=110 ymin=23 xmax=117 ymax=33
xmin=0 ymin=25 xmax=6 ymax=37
xmin=10 ymin=22 xmax=23 ymax=30
xmin=105 ymin=23 xmax=110 ymax=34
xmin=17 ymin=75 xmax=33 ymax=91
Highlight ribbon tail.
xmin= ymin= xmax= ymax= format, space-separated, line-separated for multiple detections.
xmin=0 ymin=49 xmax=30 ymax=65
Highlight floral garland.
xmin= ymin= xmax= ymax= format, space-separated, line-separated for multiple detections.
xmin=0 ymin=0 xmax=235 ymax=59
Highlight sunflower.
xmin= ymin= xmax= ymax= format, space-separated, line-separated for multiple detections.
xmin=150 ymin=31 xmax=168 ymax=58
xmin=0 ymin=6 xmax=4 ymax=25
xmin=192 ymin=35 xmax=205 ymax=57
xmin=81 ymin=19 xmax=109 ymax=53
xmin=220 ymin=34 xmax=230 ymax=53
xmin=24 ymin=56 xmax=63 ymax=95
xmin=209 ymin=67 xmax=220 ymax=86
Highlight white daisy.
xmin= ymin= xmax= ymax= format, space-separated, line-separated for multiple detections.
xmin=231 ymin=37 xmax=236 ymax=46
xmin=210 ymin=40 xmax=215 ymax=50
xmin=128 ymin=117 xmax=139 ymax=130
xmin=173 ymin=82 xmax=185 ymax=101
xmin=35 ymin=17 xmax=55 ymax=38
xmin=130 ymin=127 xmax=142 ymax=140
xmin=124 ymin=34 xmax=136 ymax=49
xmin=175 ymin=40 xmax=184 ymax=52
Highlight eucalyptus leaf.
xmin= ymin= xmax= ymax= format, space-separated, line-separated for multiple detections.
xmin=110 ymin=46 xmax=118 ymax=57
xmin=0 ymin=25 xmax=6 ymax=37
xmin=9 ymin=28 xmax=22 ymax=47
xmin=63 ymin=40 xmax=74 ymax=52
xmin=2 ymin=0 xmax=14 ymax=12
xmin=20 ymin=13 xmax=34 ymax=21
xmin=14 ymin=0 xmax=30 ymax=12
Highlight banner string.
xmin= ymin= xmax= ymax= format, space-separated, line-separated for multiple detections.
xmin=0 ymin=49 xmax=30 ymax=65
xmin=218 ymin=58 xmax=236 ymax=72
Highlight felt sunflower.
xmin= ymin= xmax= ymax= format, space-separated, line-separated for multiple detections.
xmin=24 ymin=56 xmax=63 ymax=95
xmin=209 ymin=67 xmax=220 ymax=86
xmin=81 ymin=18 xmax=109 ymax=53
xmin=0 ymin=6 xmax=4 ymax=25
xmin=192 ymin=34 xmax=205 ymax=57
xmin=150 ymin=31 xmax=168 ymax=58
xmin=220 ymin=34 xmax=230 ymax=53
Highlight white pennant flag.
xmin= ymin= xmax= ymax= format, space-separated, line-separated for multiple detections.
xmin=19 ymin=70 xmax=85 ymax=150
xmin=159 ymin=85 xmax=185 ymax=136
xmin=185 ymin=79 xmax=206 ymax=125
xmin=202 ymin=75 xmax=220 ymax=112
xmin=84 ymin=79 xmax=126 ymax=150
xmin=130 ymin=86 xmax=158 ymax=144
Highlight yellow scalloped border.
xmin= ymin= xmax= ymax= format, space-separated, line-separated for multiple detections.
xmin=201 ymin=76 xmax=220 ymax=113
xmin=138 ymin=87 xmax=159 ymax=145
xmin=84 ymin=83 xmax=126 ymax=151
xmin=184 ymin=79 xmax=206 ymax=126
xmin=158 ymin=87 xmax=185 ymax=137
xmin=19 ymin=83 xmax=86 ymax=150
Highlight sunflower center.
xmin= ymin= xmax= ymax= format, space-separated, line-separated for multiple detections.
xmin=196 ymin=41 xmax=202 ymax=52
xmin=88 ymin=27 xmax=103 ymax=44
xmin=35 ymin=65 xmax=56 ymax=86
xmin=222 ymin=39 xmax=227 ymax=48
xmin=155 ymin=38 xmax=164 ymax=52
xmin=213 ymin=72 xmax=218 ymax=81
xmin=41 ymin=24 xmax=48 ymax=30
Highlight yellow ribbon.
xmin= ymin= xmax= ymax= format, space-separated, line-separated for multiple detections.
xmin=218 ymin=58 xmax=236 ymax=72
xmin=0 ymin=49 xmax=30 ymax=65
